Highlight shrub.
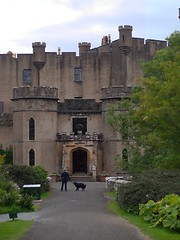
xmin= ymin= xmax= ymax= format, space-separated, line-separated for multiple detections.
xmin=3 ymin=146 xmax=13 ymax=165
xmin=19 ymin=194 xmax=33 ymax=210
xmin=139 ymin=194 xmax=180 ymax=230
xmin=0 ymin=173 xmax=20 ymax=207
xmin=0 ymin=145 xmax=13 ymax=165
xmin=32 ymin=165 xmax=50 ymax=192
xmin=117 ymin=169 xmax=180 ymax=214
xmin=0 ymin=192 xmax=19 ymax=206
xmin=0 ymin=165 xmax=50 ymax=192
xmin=0 ymin=171 xmax=33 ymax=212
xmin=0 ymin=165 xmax=37 ymax=188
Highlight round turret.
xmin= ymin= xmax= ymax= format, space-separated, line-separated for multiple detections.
xmin=32 ymin=42 xmax=46 ymax=69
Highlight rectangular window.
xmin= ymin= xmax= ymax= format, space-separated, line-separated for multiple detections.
xmin=0 ymin=102 xmax=4 ymax=114
xmin=23 ymin=69 xmax=32 ymax=84
xmin=74 ymin=68 xmax=82 ymax=82
xmin=73 ymin=118 xmax=87 ymax=135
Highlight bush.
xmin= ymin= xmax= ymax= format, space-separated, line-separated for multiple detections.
xmin=0 ymin=145 xmax=13 ymax=165
xmin=0 ymin=191 xmax=20 ymax=206
xmin=0 ymin=171 xmax=33 ymax=212
xmin=19 ymin=194 xmax=33 ymax=210
xmin=117 ymin=169 xmax=180 ymax=214
xmin=1 ymin=165 xmax=36 ymax=188
xmin=139 ymin=194 xmax=180 ymax=230
xmin=32 ymin=165 xmax=50 ymax=192
xmin=0 ymin=165 xmax=50 ymax=192
xmin=0 ymin=173 xmax=20 ymax=207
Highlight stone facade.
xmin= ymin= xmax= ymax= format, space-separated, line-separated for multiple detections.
xmin=0 ymin=25 xmax=167 ymax=177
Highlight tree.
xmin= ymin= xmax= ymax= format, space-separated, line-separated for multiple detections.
xmin=0 ymin=145 xmax=13 ymax=165
xmin=107 ymin=31 xmax=180 ymax=172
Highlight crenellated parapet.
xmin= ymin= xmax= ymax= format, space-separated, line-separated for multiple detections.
xmin=101 ymin=86 xmax=132 ymax=99
xmin=12 ymin=86 xmax=58 ymax=100
xmin=145 ymin=39 xmax=167 ymax=57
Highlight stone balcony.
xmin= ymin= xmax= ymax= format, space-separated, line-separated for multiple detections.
xmin=56 ymin=132 xmax=103 ymax=142
xmin=12 ymin=86 xmax=58 ymax=100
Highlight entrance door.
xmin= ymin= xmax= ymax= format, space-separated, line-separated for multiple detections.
xmin=73 ymin=150 xmax=87 ymax=174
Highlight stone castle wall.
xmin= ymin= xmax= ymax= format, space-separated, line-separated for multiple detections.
xmin=0 ymin=25 xmax=167 ymax=174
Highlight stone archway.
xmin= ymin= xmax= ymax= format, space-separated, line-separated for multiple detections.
xmin=72 ymin=149 xmax=87 ymax=174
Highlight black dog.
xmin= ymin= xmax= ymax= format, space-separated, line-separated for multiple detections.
xmin=73 ymin=182 xmax=86 ymax=191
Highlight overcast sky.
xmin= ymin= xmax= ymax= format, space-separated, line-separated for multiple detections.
xmin=0 ymin=0 xmax=180 ymax=54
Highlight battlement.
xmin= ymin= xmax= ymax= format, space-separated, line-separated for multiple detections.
xmin=78 ymin=42 xmax=91 ymax=47
xmin=32 ymin=42 xmax=46 ymax=47
xmin=118 ymin=25 xmax=133 ymax=31
xmin=12 ymin=86 xmax=58 ymax=100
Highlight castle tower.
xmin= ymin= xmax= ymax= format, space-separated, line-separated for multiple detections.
xmin=12 ymin=87 xmax=59 ymax=173
xmin=78 ymin=42 xmax=91 ymax=56
xmin=32 ymin=42 xmax=46 ymax=85
xmin=118 ymin=25 xmax=133 ymax=86
xmin=12 ymin=42 xmax=59 ymax=173
xmin=118 ymin=25 xmax=133 ymax=55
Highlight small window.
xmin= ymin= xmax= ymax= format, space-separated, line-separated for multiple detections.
xmin=29 ymin=118 xmax=35 ymax=140
xmin=122 ymin=148 xmax=128 ymax=170
xmin=122 ymin=120 xmax=128 ymax=140
xmin=74 ymin=68 xmax=82 ymax=82
xmin=23 ymin=69 xmax=32 ymax=84
xmin=29 ymin=149 xmax=35 ymax=166
xmin=0 ymin=102 xmax=4 ymax=114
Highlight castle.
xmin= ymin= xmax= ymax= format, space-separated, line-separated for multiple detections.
xmin=0 ymin=25 xmax=167 ymax=178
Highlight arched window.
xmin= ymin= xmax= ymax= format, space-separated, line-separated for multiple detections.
xmin=122 ymin=148 xmax=128 ymax=170
xmin=29 ymin=118 xmax=35 ymax=140
xmin=122 ymin=148 xmax=128 ymax=161
xmin=29 ymin=149 xmax=35 ymax=166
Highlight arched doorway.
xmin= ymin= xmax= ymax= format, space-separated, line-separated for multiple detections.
xmin=72 ymin=149 xmax=87 ymax=174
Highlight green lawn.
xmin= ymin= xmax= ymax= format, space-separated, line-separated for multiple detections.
xmin=0 ymin=219 xmax=33 ymax=240
xmin=0 ymin=191 xmax=51 ymax=240
xmin=108 ymin=200 xmax=180 ymax=240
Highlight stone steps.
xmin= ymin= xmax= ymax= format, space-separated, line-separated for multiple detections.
xmin=70 ymin=175 xmax=94 ymax=182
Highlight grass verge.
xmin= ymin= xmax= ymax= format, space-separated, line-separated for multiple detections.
xmin=0 ymin=191 xmax=51 ymax=239
xmin=108 ymin=200 xmax=180 ymax=240
xmin=0 ymin=219 xmax=33 ymax=240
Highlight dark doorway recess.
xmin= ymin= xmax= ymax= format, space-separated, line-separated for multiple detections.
xmin=73 ymin=150 xmax=87 ymax=174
